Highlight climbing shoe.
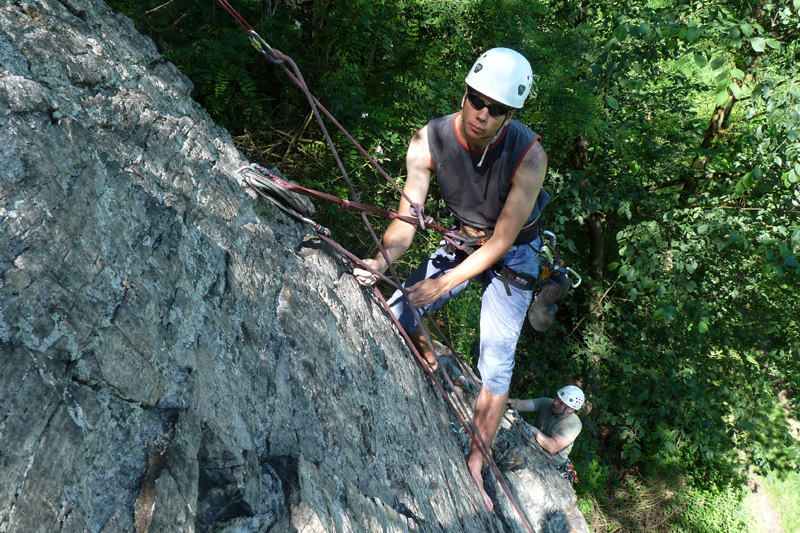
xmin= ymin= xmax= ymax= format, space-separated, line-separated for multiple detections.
xmin=527 ymin=271 xmax=570 ymax=332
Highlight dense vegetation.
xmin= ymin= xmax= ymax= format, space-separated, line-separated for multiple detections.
xmin=109 ymin=0 xmax=799 ymax=529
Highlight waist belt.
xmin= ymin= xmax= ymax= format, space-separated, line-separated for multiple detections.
xmin=449 ymin=218 xmax=541 ymax=256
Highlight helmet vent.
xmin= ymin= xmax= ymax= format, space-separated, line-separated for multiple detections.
xmin=474 ymin=63 xmax=483 ymax=73
xmin=518 ymin=85 xmax=525 ymax=95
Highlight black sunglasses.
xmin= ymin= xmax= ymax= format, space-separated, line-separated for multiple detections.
xmin=466 ymin=89 xmax=511 ymax=117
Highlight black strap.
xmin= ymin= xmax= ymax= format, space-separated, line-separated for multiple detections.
xmin=492 ymin=265 xmax=537 ymax=296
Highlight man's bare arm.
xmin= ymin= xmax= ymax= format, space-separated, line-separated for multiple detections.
xmin=354 ymin=127 xmax=432 ymax=285
xmin=528 ymin=424 xmax=574 ymax=454
xmin=406 ymin=141 xmax=547 ymax=306
xmin=507 ymin=398 xmax=538 ymax=412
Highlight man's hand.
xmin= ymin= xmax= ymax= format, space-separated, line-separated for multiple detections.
xmin=406 ymin=278 xmax=447 ymax=308
xmin=353 ymin=258 xmax=383 ymax=286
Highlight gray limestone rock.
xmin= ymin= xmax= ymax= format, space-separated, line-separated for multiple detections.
xmin=0 ymin=1 xmax=590 ymax=532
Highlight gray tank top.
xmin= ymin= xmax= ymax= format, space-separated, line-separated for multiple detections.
xmin=427 ymin=112 xmax=550 ymax=233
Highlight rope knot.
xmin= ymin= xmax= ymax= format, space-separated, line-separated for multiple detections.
xmin=409 ymin=203 xmax=426 ymax=229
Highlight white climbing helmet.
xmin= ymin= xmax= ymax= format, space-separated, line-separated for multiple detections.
xmin=558 ymin=385 xmax=584 ymax=410
xmin=465 ymin=47 xmax=533 ymax=109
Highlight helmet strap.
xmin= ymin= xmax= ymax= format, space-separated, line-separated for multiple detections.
xmin=477 ymin=115 xmax=511 ymax=168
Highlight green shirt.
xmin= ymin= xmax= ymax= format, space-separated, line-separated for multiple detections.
xmin=532 ymin=398 xmax=582 ymax=466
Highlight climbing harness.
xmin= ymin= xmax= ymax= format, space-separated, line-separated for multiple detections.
xmin=215 ymin=1 xmax=580 ymax=528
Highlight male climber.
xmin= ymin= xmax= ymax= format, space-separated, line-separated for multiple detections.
xmin=508 ymin=385 xmax=584 ymax=481
xmin=354 ymin=47 xmax=549 ymax=512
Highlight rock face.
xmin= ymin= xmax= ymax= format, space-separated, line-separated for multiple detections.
xmin=0 ymin=1 xmax=589 ymax=532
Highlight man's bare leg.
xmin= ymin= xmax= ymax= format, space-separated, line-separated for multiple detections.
xmin=409 ymin=328 xmax=437 ymax=371
xmin=467 ymin=386 xmax=508 ymax=513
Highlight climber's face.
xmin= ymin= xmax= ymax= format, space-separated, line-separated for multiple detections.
xmin=551 ymin=396 xmax=575 ymax=418
xmin=458 ymin=87 xmax=514 ymax=149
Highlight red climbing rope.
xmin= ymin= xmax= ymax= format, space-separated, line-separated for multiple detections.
xmin=215 ymin=1 xmax=536 ymax=529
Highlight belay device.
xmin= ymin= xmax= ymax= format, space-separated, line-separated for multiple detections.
xmin=527 ymin=231 xmax=581 ymax=332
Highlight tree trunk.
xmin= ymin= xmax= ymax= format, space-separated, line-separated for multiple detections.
xmin=691 ymin=93 xmax=736 ymax=170
xmin=573 ymin=133 xmax=589 ymax=170
xmin=587 ymin=211 xmax=607 ymax=282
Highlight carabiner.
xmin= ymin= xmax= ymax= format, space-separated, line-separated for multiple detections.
xmin=565 ymin=267 xmax=582 ymax=288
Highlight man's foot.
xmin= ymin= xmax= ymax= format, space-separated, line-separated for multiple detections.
xmin=410 ymin=329 xmax=438 ymax=371
xmin=421 ymin=350 xmax=438 ymax=372
xmin=468 ymin=455 xmax=494 ymax=513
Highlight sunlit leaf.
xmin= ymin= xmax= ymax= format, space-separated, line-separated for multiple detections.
xmin=751 ymin=37 xmax=766 ymax=52
xmin=606 ymin=95 xmax=619 ymax=109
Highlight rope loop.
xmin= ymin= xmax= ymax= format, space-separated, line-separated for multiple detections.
xmin=266 ymin=52 xmax=285 ymax=65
